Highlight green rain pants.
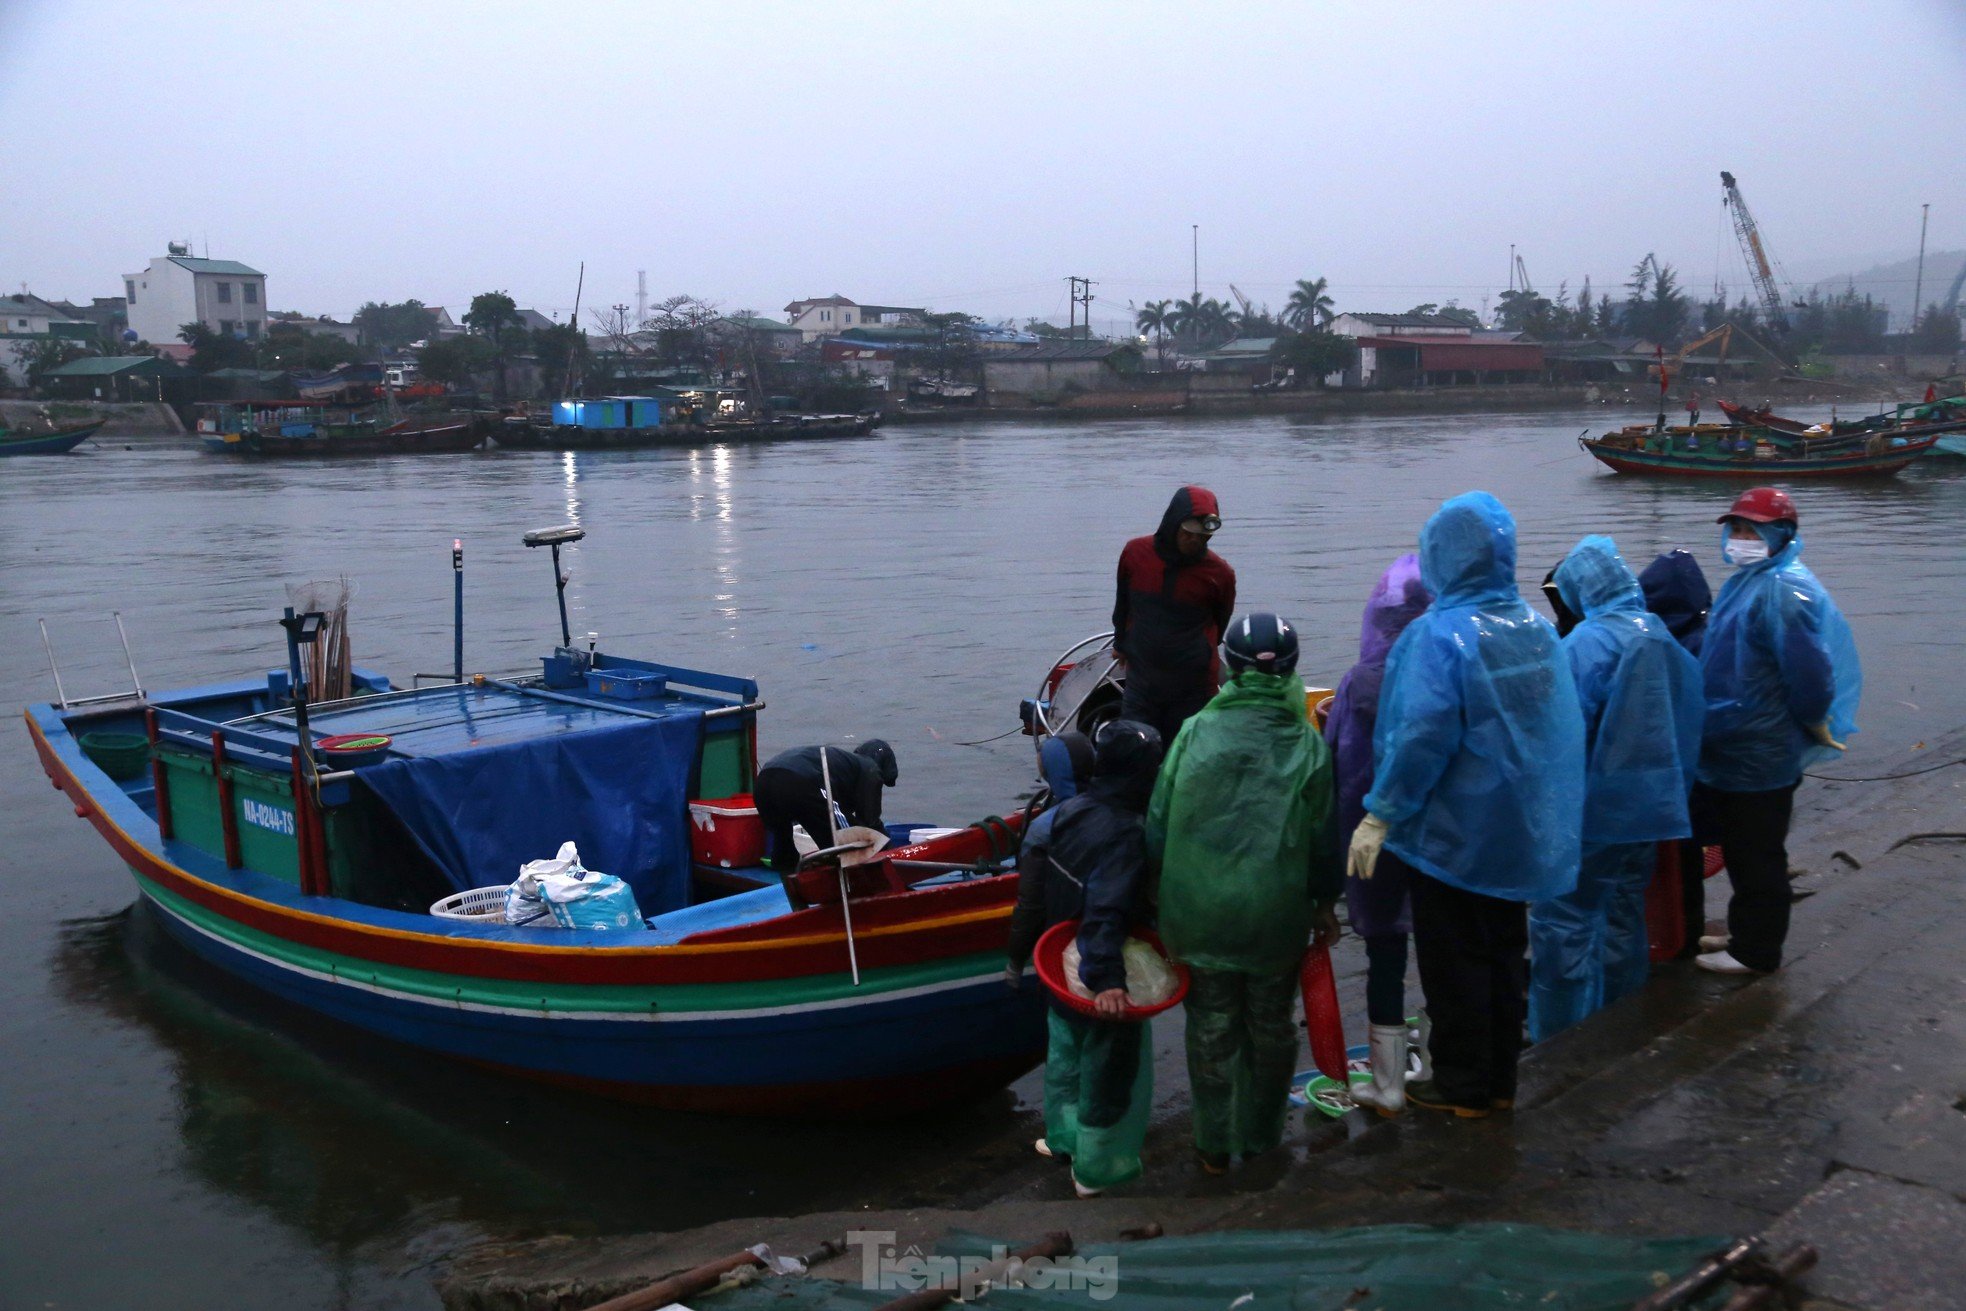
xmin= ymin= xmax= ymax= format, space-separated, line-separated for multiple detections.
xmin=1041 ymin=1009 xmax=1154 ymax=1191
xmin=1184 ymin=965 xmax=1299 ymax=1159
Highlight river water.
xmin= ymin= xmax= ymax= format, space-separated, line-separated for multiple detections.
xmin=2 ymin=410 xmax=1960 ymax=1307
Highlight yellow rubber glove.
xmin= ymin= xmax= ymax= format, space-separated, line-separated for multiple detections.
xmin=1348 ymin=814 xmax=1389 ymax=882
xmin=1806 ymin=722 xmax=1847 ymax=752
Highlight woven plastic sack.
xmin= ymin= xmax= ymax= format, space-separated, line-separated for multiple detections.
xmin=538 ymin=871 xmax=645 ymax=931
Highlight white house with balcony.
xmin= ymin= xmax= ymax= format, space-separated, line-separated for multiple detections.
xmin=123 ymin=247 xmax=268 ymax=352
xmin=783 ymin=295 xmax=926 ymax=342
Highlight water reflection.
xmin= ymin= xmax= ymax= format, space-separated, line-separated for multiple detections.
xmin=48 ymin=902 xmax=1033 ymax=1247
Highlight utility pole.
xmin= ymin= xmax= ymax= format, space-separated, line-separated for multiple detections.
xmin=1066 ymin=276 xmax=1096 ymax=339
xmin=636 ymin=270 xmax=647 ymax=329
xmin=1912 ymin=203 xmax=1930 ymax=334
xmin=1191 ymin=225 xmax=1199 ymax=300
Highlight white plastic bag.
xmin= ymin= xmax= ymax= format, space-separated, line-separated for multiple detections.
xmin=506 ymin=841 xmax=582 ymax=926
xmin=1061 ymin=936 xmax=1180 ymax=1006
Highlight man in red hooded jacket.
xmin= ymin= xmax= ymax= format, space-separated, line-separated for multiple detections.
xmin=1112 ymin=487 xmax=1236 ymax=745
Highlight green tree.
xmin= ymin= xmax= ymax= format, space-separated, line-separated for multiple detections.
xmin=1912 ymin=303 xmax=1962 ymax=353
xmin=1270 ymin=330 xmax=1357 ymax=388
xmin=1134 ymin=299 xmax=1175 ymax=364
xmin=415 ymin=335 xmax=493 ymax=389
xmin=1284 ymin=277 xmax=1335 ymax=330
xmin=1495 ymin=287 xmax=1556 ymax=336
xmin=24 ymin=337 xmax=91 ymax=393
xmin=352 ymin=300 xmax=439 ymax=352
xmin=1624 ymin=255 xmax=1691 ymax=346
xmin=531 ymin=321 xmax=589 ymax=396
xmin=918 ymin=311 xmax=982 ymax=381
xmin=464 ymin=291 xmax=523 ymax=398
xmin=1167 ymin=295 xmax=1235 ymax=349
xmin=177 ymin=322 xmax=253 ymax=373
xmin=261 ymin=321 xmax=358 ymax=372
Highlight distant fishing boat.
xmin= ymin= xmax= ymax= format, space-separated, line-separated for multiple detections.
xmin=196 ymin=402 xmax=488 ymax=456
xmin=26 ymin=528 xmax=1044 ymax=1113
xmin=0 ymin=418 xmax=103 ymax=456
xmin=1718 ymin=396 xmax=1966 ymax=445
xmin=496 ymin=396 xmax=880 ymax=451
xmin=1581 ymin=428 xmax=1940 ymax=478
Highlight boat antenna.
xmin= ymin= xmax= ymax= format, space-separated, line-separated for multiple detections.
xmin=522 ymin=525 xmax=585 ymax=647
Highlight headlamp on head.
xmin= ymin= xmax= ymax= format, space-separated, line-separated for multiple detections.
xmin=1181 ymin=514 xmax=1222 ymax=535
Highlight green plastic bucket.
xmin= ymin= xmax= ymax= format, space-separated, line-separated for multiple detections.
xmin=80 ymin=731 xmax=151 ymax=782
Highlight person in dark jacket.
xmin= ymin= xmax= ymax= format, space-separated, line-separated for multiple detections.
xmin=1640 ymin=548 xmax=1715 ymax=958
xmin=753 ymin=740 xmax=897 ymax=872
xmin=1114 ymin=487 xmax=1236 ymax=745
xmin=1639 ymin=549 xmax=1713 ymax=656
xmin=1005 ymin=719 xmax=1162 ymax=1197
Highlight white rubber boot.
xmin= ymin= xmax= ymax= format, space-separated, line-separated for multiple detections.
xmin=1350 ymin=1023 xmax=1409 ymax=1118
xmin=1411 ymin=1010 xmax=1434 ymax=1083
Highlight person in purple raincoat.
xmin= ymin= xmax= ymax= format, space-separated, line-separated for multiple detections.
xmin=1322 ymin=554 xmax=1432 ymax=1115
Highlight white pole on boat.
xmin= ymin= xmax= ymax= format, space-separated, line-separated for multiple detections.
xmin=38 ymin=618 xmax=69 ymax=709
xmin=820 ymin=748 xmax=862 ymax=986
xmin=113 ymin=611 xmax=144 ymax=701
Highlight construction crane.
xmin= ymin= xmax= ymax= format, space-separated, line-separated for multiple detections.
xmin=1720 ymin=171 xmax=1793 ymax=333
xmin=1227 ymin=283 xmax=1254 ymax=318
xmin=1513 ymin=253 xmax=1534 ymax=295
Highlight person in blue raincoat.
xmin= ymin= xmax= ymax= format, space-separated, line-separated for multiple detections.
xmin=1528 ymin=536 xmax=1704 ymax=1041
xmin=1694 ymin=488 xmax=1860 ymax=976
xmin=1348 ymin=491 xmax=1585 ymax=1118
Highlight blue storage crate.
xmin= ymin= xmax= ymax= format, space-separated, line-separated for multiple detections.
xmin=542 ymin=652 xmax=587 ymax=688
xmin=586 ymin=668 xmax=668 ymax=700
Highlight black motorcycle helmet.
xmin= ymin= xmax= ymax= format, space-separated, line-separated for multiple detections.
xmin=1091 ymin=718 xmax=1163 ymax=778
xmin=1222 ymin=611 xmax=1300 ymax=676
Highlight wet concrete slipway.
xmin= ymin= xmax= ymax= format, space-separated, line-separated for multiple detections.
xmin=1 ymin=410 xmax=1961 ymax=1309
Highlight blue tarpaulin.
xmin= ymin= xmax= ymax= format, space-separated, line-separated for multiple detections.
xmin=356 ymin=711 xmax=706 ymax=913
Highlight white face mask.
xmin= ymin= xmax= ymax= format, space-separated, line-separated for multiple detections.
xmin=1724 ymin=537 xmax=1769 ymax=567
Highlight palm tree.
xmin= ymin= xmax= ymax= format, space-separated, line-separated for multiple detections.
xmin=1135 ymin=299 xmax=1174 ymax=364
xmin=1285 ymin=277 xmax=1335 ymax=330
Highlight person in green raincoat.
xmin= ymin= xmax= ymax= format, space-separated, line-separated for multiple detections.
xmin=1148 ymin=612 xmax=1343 ymax=1172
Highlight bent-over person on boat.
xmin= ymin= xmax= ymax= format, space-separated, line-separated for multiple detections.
xmin=753 ymin=740 xmax=897 ymax=871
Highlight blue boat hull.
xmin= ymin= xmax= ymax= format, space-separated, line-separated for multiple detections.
xmin=0 ymin=422 xmax=101 ymax=455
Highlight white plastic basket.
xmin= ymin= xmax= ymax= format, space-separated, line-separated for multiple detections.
xmin=430 ymin=885 xmax=516 ymax=921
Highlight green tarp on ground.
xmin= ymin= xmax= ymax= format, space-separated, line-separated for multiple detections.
xmin=678 ymin=1224 xmax=1727 ymax=1309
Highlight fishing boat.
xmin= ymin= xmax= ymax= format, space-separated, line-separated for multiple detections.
xmin=495 ymin=397 xmax=881 ymax=451
xmin=1581 ymin=428 xmax=1940 ymax=478
xmin=196 ymin=401 xmax=488 ymax=456
xmin=26 ymin=530 xmax=1043 ymax=1114
xmin=1717 ymin=395 xmax=1966 ymax=438
xmin=0 ymin=418 xmax=103 ymax=456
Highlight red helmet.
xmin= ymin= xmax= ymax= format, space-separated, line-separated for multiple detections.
xmin=1717 ymin=486 xmax=1797 ymax=525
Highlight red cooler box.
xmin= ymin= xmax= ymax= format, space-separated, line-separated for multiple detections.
xmin=689 ymin=794 xmax=766 ymax=868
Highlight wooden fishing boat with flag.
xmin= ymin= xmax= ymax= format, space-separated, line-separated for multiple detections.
xmin=25 ymin=529 xmax=1042 ymax=1114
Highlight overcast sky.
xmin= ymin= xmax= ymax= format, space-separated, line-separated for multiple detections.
xmin=3 ymin=0 xmax=1961 ymax=332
